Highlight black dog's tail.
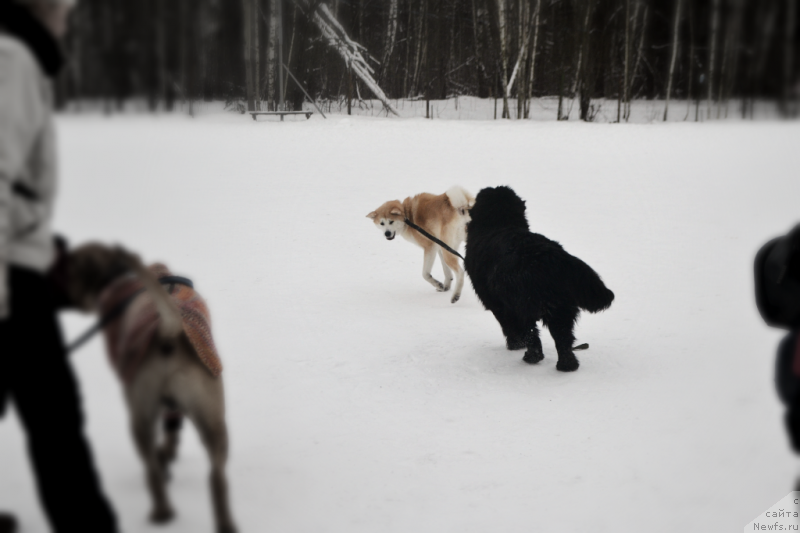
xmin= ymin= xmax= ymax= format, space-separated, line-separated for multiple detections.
xmin=570 ymin=258 xmax=615 ymax=313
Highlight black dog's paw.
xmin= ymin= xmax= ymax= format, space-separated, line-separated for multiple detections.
xmin=507 ymin=337 xmax=527 ymax=350
xmin=522 ymin=348 xmax=544 ymax=364
xmin=556 ymin=356 xmax=580 ymax=372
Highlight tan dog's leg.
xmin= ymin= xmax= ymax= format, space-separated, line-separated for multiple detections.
xmin=170 ymin=348 xmax=237 ymax=533
xmin=438 ymin=249 xmax=454 ymax=291
xmin=157 ymin=409 xmax=182 ymax=476
xmin=196 ymin=405 xmax=236 ymax=533
xmin=422 ymin=245 xmax=445 ymax=292
xmin=128 ymin=390 xmax=175 ymax=523
xmin=442 ymin=250 xmax=464 ymax=303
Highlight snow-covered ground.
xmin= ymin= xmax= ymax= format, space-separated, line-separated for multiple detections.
xmin=1 ymin=111 xmax=799 ymax=533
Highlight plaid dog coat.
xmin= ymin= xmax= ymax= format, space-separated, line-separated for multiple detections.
xmin=97 ymin=264 xmax=223 ymax=384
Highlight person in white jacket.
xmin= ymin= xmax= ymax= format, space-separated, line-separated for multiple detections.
xmin=0 ymin=1 xmax=117 ymax=532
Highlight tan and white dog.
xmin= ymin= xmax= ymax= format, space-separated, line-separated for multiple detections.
xmin=367 ymin=186 xmax=474 ymax=303
xmin=66 ymin=243 xmax=237 ymax=533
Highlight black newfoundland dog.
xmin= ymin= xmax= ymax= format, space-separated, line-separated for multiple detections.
xmin=464 ymin=186 xmax=614 ymax=371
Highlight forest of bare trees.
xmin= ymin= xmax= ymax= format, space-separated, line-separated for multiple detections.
xmin=55 ymin=0 xmax=799 ymax=120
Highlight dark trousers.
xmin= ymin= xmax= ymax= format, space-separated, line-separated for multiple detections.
xmin=0 ymin=267 xmax=117 ymax=533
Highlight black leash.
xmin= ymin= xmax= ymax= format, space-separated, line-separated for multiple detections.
xmin=403 ymin=218 xmax=465 ymax=261
xmin=66 ymin=275 xmax=193 ymax=354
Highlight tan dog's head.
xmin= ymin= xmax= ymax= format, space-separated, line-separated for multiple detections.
xmin=367 ymin=200 xmax=406 ymax=241
xmin=66 ymin=243 xmax=142 ymax=311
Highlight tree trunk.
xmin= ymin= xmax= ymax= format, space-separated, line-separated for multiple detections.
xmin=524 ymin=0 xmax=541 ymax=118
xmin=252 ymin=0 xmax=260 ymax=110
xmin=707 ymin=0 xmax=720 ymax=119
xmin=283 ymin=5 xmax=297 ymax=103
xmin=267 ymin=0 xmax=278 ymax=109
xmin=242 ymin=0 xmax=255 ymax=111
xmin=719 ymin=0 xmax=745 ymax=118
xmin=685 ymin=0 xmax=695 ymax=121
xmin=495 ymin=0 xmax=510 ymax=118
xmin=629 ymin=3 xmax=648 ymax=120
xmin=624 ymin=1 xmax=642 ymax=121
xmin=572 ymin=0 xmax=593 ymax=98
xmin=555 ymin=0 xmax=565 ymax=120
xmin=782 ymin=0 xmax=797 ymax=116
xmin=663 ymin=0 xmax=682 ymax=121
xmin=411 ymin=0 xmax=428 ymax=97
xmin=382 ymin=0 xmax=399 ymax=83
xmin=471 ymin=0 xmax=491 ymax=98
xmin=752 ymin=1 xmax=779 ymax=118
xmin=623 ymin=0 xmax=631 ymax=121
xmin=515 ymin=0 xmax=528 ymax=119
xmin=578 ymin=0 xmax=595 ymax=121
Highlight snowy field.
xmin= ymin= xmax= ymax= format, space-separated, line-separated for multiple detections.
xmin=1 ymin=110 xmax=799 ymax=532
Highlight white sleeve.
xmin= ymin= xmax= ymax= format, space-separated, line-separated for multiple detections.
xmin=0 ymin=43 xmax=43 ymax=319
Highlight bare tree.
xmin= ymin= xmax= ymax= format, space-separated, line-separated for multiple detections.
xmin=381 ymin=0 xmax=399 ymax=83
xmin=524 ymin=0 xmax=542 ymax=118
xmin=302 ymin=1 xmax=400 ymax=115
xmin=663 ymin=0 xmax=682 ymax=121
xmin=782 ymin=0 xmax=797 ymax=116
xmin=242 ymin=0 xmax=256 ymax=111
xmin=266 ymin=0 xmax=278 ymax=109
xmin=623 ymin=0 xmax=631 ymax=121
xmin=577 ymin=0 xmax=595 ymax=121
xmin=685 ymin=0 xmax=695 ymax=121
xmin=707 ymin=0 xmax=720 ymax=119
xmin=495 ymin=0 xmax=511 ymax=118
xmin=252 ymin=0 xmax=260 ymax=109
xmin=471 ymin=0 xmax=492 ymax=97
xmin=718 ymin=0 xmax=744 ymax=118
xmin=628 ymin=2 xmax=648 ymax=121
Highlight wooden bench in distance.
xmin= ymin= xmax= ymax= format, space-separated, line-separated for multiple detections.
xmin=250 ymin=111 xmax=313 ymax=121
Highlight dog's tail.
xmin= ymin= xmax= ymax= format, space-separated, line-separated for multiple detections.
xmin=570 ymin=258 xmax=615 ymax=313
xmin=445 ymin=186 xmax=475 ymax=218
xmin=116 ymin=247 xmax=184 ymax=338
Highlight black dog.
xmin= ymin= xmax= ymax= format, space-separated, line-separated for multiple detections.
xmin=464 ymin=186 xmax=614 ymax=371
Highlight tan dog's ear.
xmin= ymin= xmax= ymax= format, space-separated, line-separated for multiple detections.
xmin=366 ymin=211 xmax=378 ymax=219
xmin=390 ymin=207 xmax=403 ymax=216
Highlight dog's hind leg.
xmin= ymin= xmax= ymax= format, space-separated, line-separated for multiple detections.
xmin=438 ymin=250 xmax=454 ymax=292
xmin=157 ymin=408 xmax=183 ymax=478
xmin=422 ymin=246 xmax=445 ymax=292
xmin=189 ymin=383 xmax=237 ymax=533
xmin=440 ymin=249 xmax=464 ymax=303
xmin=129 ymin=397 xmax=175 ymax=523
xmin=170 ymin=352 xmax=237 ymax=533
xmin=543 ymin=307 xmax=580 ymax=372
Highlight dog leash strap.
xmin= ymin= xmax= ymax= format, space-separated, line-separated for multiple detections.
xmin=403 ymin=218 xmax=465 ymax=261
xmin=66 ymin=276 xmax=194 ymax=354
xmin=158 ymin=275 xmax=193 ymax=289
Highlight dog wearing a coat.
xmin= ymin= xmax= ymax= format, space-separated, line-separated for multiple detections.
xmin=464 ymin=186 xmax=614 ymax=371
xmin=367 ymin=186 xmax=474 ymax=303
xmin=66 ymin=243 xmax=237 ymax=533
